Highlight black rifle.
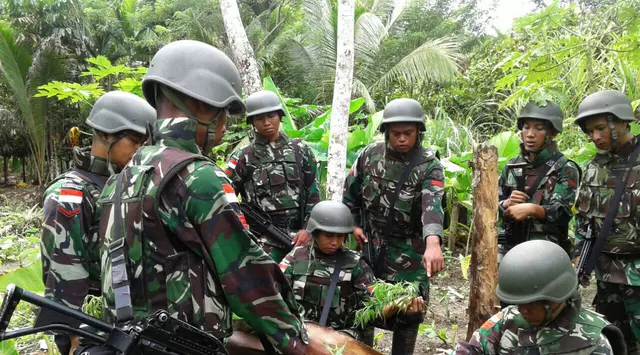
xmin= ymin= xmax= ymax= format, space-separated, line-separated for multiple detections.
xmin=0 ymin=284 xmax=227 ymax=355
xmin=240 ymin=204 xmax=293 ymax=246
xmin=501 ymin=162 xmax=533 ymax=248
xmin=361 ymin=212 xmax=374 ymax=268
xmin=576 ymin=220 xmax=594 ymax=286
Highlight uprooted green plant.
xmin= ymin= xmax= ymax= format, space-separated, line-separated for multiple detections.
xmin=354 ymin=281 xmax=420 ymax=329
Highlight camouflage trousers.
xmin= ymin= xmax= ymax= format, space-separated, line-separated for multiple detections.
xmin=596 ymin=281 xmax=640 ymax=354
xmin=371 ymin=236 xmax=429 ymax=301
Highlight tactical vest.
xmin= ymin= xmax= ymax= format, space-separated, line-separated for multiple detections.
xmin=500 ymin=307 xmax=625 ymax=354
xmin=501 ymin=154 xmax=575 ymax=245
xmin=576 ymin=151 xmax=640 ymax=255
xmin=99 ymin=148 xmax=231 ymax=339
xmin=242 ymin=139 xmax=305 ymax=230
xmin=360 ymin=143 xmax=437 ymax=239
xmin=290 ymin=247 xmax=361 ymax=330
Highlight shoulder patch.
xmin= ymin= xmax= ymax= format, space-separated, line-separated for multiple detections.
xmin=58 ymin=206 xmax=80 ymax=218
xmin=59 ymin=189 xmax=83 ymax=204
xmin=222 ymin=183 xmax=239 ymax=204
xmin=61 ymin=182 xmax=83 ymax=191
xmin=481 ymin=312 xmax=503 ymax=331
xmin=215 ymin=170 xmax=228 ymax=178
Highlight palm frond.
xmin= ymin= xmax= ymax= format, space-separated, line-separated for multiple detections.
xmin=0 ymin=21 xmax=32 ymax=132
xmin=371 ymin=37 xmax=462 ymax=92
xmin=354 ymin=12 xmax=387 ymax=65
xmin=352 ymin=78 xmax=376 ymax=113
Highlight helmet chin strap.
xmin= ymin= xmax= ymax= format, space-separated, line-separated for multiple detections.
xmin=541 ymin=302 xmax=564 ymax=326
xmin=94 ymin=130 xmax=125 ymax=176
xmin=608 ymin=116 xmax=619 ymax=151
xmin=158 ymin=85 xmax=224 ymax=151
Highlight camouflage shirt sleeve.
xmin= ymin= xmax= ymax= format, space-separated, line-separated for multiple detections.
xmin=343 ymin=148 xmax=366 ymax=225
xmin=225 ymin=148 xmax=247 ymax=196
xmin=41 ymin=180 xmax=97 ymax=310
xmin=574 ymin=164 xmax=592 ymax=256
xmin=300 ymin=143 xmax=320 ymax=224
xmin=590 ymin=333 xmax=614 ymax=355
xmin=349 ymin=258 xmax=375 ymax=330
xmin=498 ymin=165 xmax=510 ymax=217
xmin=541 ymin=161 xmax=580 ymax=226
xmin=422 ymin=159 xmax=445 ymax=240
xmin=280 ymin=250 xmax=296 ymax=286
xmin=181 ymin=165 xmax=307 ymax=355
xmin=454 ymin=312 xmax=504 ymax=355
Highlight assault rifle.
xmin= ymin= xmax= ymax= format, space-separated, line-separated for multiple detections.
xmin=576 ymin=221 xmax=594 ymax=286
xmin=240 ymin=203 xmax=294 ymax=246
xmin=0 ymin=284 xmax=228 ymax=355
xmin=499 ymin=162 xmax=533 ymax=248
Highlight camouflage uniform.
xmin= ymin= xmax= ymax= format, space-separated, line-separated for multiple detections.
xmin=454 ymin=293 xmax=617 ymax=355
xmin=498 ymin=141 xmax=580 ymax=254
xmin=98 ymin=118 xmax=309 ymax=354
xmin=343 ymin=141 xmax=444 ymax=295
xmin=279 ymin=244 xmax=376 ymax=340
xmin=41 ymin=146 xmax=108 ymax=310
xmin=226 ymin=131 xmax=320 ymax=261
xmin=575 ymin=134 xmax=640 ymax=353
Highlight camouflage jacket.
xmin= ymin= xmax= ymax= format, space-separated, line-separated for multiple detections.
xmin=454 ymin=294 xmax=622 ymax=354
xmin=226 ymin=131 xmax=320 ymax=247
xmin=41 ymin=147 xmax=109 ymax=310
xmin=97 ymin=118 xmax=309 ymax=355
xmin=575 ymin=135 xmax=640 ymax=285
xmin=498 ymin=142 xmax=580 ymax=248
xmin=343 ymin=142 xmax=445 ymax=242
xmin=279 ymin=244 xmax=375 ymax=337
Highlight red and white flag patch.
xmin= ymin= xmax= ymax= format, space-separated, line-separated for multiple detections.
xmin=59 ymin=189 xmax=83 ymax=204
xmin=222 ymin=184 xmax=239 ymax=203
xmin=227 ymin=158 xmax=237 ymax=170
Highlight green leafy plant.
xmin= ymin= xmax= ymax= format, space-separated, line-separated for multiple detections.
xmin=354 ymin=281 xmax=419 ymax=329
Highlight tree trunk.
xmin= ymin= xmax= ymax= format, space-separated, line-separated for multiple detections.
xmin=220 ymin=0 xmax=263 ymax=95
xmin=325 ymin=0 xmax=355 ymax=201
xmin=466 ymin=143 xmax=499 ymax=340
xmin=447 ymin=196 xmax=460 ymax=252
xmin=3 ymin=156 xmax=8 ymax=186
xmin=21 ymin=156 xmax=26 ymax=183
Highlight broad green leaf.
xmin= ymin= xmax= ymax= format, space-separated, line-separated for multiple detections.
xmin=349 ymin=98 xmax=365 ymax=113
xmin=459 ymin=254 xmax=471 ymax=280
xmin=262 ymin=76 xmax=296 ymax=131
xmin=347 ymin=130 xmax=366 ymax=151
xmin=0 ymin=339 xmax=18 ymax=355
xmin=488 ymin=131 xmax=520 ymax=170
xmin=0 ymin=260 xmax=45 ymax=294
xmin=365 ymin=111 xmax=383 ymax=143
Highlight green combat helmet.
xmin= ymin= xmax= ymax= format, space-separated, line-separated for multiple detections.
xmin=574 ymin=90 xmax=635 ymax=148
xmin=306 ymin=200 xmax=354 ymax=235
xmin=496 ymin=239 xmax=578 ymax=305
xmin=86 ymin=91 xmax=157 ymax=174
xmin=141 ymin=40 xmax=245 ymax=151
xmin=517 ymin=100 xmax=564 ymax=133
xmin=245 ymin=90 xmax=285 ymax=124
xmin=379 ymin=98 xmax=426 ymax=133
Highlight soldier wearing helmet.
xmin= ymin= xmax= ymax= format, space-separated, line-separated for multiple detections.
xmin=454 ymin=240 xmax=625 ymax=355
xmin=226 ymin=90 xmax=320 ymax=262
xmin=342 ymin=98 xmax=445 ymax=354
xmin=41 ymin=91 xmax=156 ymax=354
xmin=573 ymin=90 xmax=640 ymax=354
xmin=279 ymin=201 xmax=424 ymax=341
xmin=498 ymin=100 xmax=581 ymax=261
xmin=94 ymin=41 xmax=327 ymax=355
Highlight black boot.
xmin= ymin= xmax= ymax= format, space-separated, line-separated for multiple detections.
xmin=391 ymin=324 xmax=418 ymax=355
xmin=362 ymin=326 xmax=375 ymax=348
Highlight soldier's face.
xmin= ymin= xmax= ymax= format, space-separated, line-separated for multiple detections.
xmin=521 ymin=118 xmax=551 ymax=152
xmin=252 ymin=112 xmax=281 ymax=141
xmin=196 ymin=108 xmax=228 ymax=152
xmin=387 ymin=123 xmax=418 ymax=153
xmin=585 ymin=115 xmax=613 ymax=150
xmin=102 ymin=132 xmax=146 ymax=168
xmin=315 ymin=232 xmax=346 ymax=255
xmin=517 ymin=301 xmax=565 ymax=326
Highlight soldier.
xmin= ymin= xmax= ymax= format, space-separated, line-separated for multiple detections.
xmin=498 ymin=101 xmax=581 ymax=260
xmin=96 ymin=40 xmax=327 ymax=355
xmin=41 ymin=91 xmax=156 ymax=354
xmin=454 ymin=240 xmax=626 ymax=355
xmin=574 ymin=90 xmax=640 ymax=354
xmin=343 ymin=98 xmax=445 ymax=354
xmin=226 ymin=90 xmax=320 ymax=262
xmin=279 ymin=200 xmax=424 ymax=341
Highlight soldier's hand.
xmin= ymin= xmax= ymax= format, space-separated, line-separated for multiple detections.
xmin=292 ymin=229 xmax=311 ymax=246
xmin=506 ymin=191 xmax=529 ymax=207
xmin=306 ymin=337 xmax=331 ymax=355
xmin=504 ymin=203 xmax=533 ymax=221
xmin=352 ymin=227 xmax=367 ymax=250
xmin=406 ymin=297 xmax=424 ymax=314
xmin=423 ymin=235 xmax=444 ymax=277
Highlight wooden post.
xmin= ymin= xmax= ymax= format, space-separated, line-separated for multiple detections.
xmin=447 ymin=195 xmax=460 ymax=252
xmin=466 ymin=142 xmax=499 ymax=340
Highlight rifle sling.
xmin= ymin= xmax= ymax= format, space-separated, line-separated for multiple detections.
xmin=291 ymin=140 xmax=307 ymax=230
xmin=319 ymin=256 xmax=344 ymax=326
xmin=583 ymin=141 xmax=640 ymax=279
xmin=111 ymin=170 xmax=134 ymax=324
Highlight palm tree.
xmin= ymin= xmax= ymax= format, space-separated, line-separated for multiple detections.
xmin=290 ymin=0 xmax=463 ymax=112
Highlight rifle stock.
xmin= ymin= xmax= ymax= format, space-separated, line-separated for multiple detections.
xmin=240 ymin=204 xmax=293 ymax=246
xmin=0 ymin=284 xmax=227 ymax=355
